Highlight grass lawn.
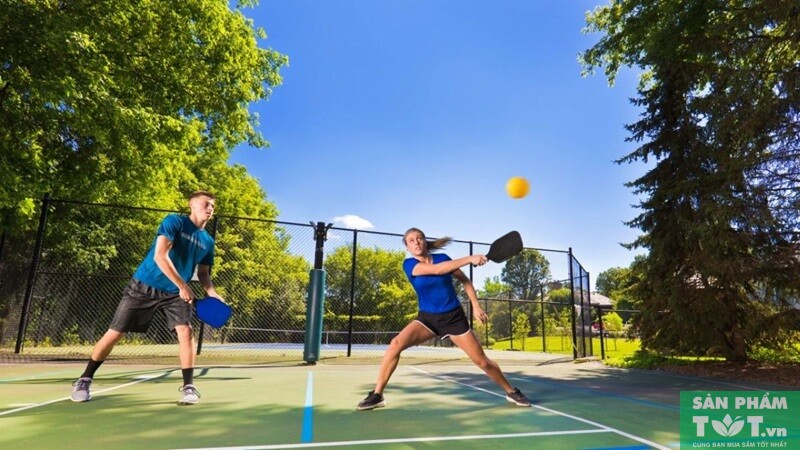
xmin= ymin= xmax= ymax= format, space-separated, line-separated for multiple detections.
xmin=491 ymin=335 xmax=641 ymax=359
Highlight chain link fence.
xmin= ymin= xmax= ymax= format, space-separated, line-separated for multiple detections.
xmin=0 ymin=196 xmax=598 ymax=364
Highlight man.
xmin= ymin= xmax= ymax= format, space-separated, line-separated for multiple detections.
xmin=71 ymin=191 xmax=221 ymax=405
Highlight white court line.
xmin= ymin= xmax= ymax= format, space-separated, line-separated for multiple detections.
xmin=407 ymin=366 xmax=671 ymax=450
xmin=0 ymin=373 xmax=164 ymax=417
xmin=174 ymin=429 xmax=611 ymax=450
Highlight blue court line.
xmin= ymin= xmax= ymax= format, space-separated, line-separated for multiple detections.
xmin=300 ymin=372 xmax=314 ymax=443
xmin=513 ymin=377 xmax=680 ymax=412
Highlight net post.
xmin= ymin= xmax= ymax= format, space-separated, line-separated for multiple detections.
xmin=304 ymin=269 xmax=326 ymax=363
xmin=304 ymin=222 xmax=331 ymax=364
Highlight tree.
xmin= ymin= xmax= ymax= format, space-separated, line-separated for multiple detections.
xmin=611 ymin=255 xmax=646 ymax=316
xmin=208 ymin=171 xmax=311 ymax=342
xmin=478 ymin=276 xmax=513 ymax=341
xmin=501 ymin=249 xmax=551 ymax=300
xmin=499 ymin=249 xmax=551 ymax=341
xmin=595 ymin=267 xmax=629 ymax=299
xmin=324 ymin=245 xmax=415 ymax=335
xmin=582 ymin=0 xmax=800 ymax=361
xmin=0 ymin=0 xmax=288 ymax=229
xmin=547 ymin=287 xmax=575 ymax=337
xmin=512 ymin=310 xmax=531 ymax=351
xmin=601 ymin=311 xmax=624 ymax=335
xmin=479 ymin=276 xmax=511 ymax=299
xmin=596 ymin=255 xmax=646 ymax=313
xmin=0 ymin=0 xmax=294 ymax=345
xmin=473 ymin=313 xmax=494 ymax=347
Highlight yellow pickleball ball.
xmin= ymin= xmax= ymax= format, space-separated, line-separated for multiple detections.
xmin=506 ymin=176 xmax=530 ymax=199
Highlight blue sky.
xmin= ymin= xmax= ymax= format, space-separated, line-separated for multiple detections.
xmin=230 ymin=0 xmax=647 ymax=285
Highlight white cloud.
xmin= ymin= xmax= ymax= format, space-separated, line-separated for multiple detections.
xmin=332 ymin=214 xmax=375 ymax=230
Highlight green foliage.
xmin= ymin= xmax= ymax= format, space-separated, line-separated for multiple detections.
xmin=479 ymin=276 xmax=512 ymax=340
xmin=61 ymin=325 xmax=83 ymax=346
xmin=480 ymin=276 xmax=511 ymax=298
xmin=749 ymin=343 xmax=800 ymax=365
xmin=603 ymin=350 xmax=672 ymax=370
xmin=473 ymin=318 xmax=494 ymax=347
xmin=0 ymin=1 xmax=296 ymax=344
xmin=0 ymin=0 xmax=287 ymax=230
xmin=120 ymin=334 xmax=154 ymax=346
xmin=324 ymin=245 xmax=414 ymax=332
xmin=605 ymin=345 xmax=800 ymax=368
xmin=595 ymin=267 xmax=628 ymax=298
xmin=582 ymin=0 xmax=800 ymax=362
xmin=512 ymin=310 xmax=531 ymax=350
xmin=602 ymin=311 xmax=624 ymax=332
xmin=214 ymin=218 xmax=310 ymax=339
xmin=492 ymin=334 xmax=638 ymax=357
xmin=543 ymin=289 xmax=573 ymax=337
xmin=542 ymin=313 xmax=559 ymax=337
xmin=547 ymin=287 xmax=572 ymax=304
xmin=501 ymin=249 xmax=552 ymax=300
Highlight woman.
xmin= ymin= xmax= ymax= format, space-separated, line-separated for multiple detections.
xmin=357 ymin=228 xmax=531 ymax=410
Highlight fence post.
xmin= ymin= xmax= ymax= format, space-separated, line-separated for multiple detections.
xmin=15 ymin=193 xmax=51 ymax=354
xmin=0 ymin=228 xmax=6 ymax=264
xmin=596 ymin=305 xmax=606 ymax=359
xmin=584 ymin=272 xmax=591 ymax=357
xmin=508 ymin=293 xmax=513 ymax=351
xmin=568 ymin=248 xmax=579 ymax=359
xmin=483 ymin=297 xmax=490 ymax=347
xmin=346 ymin=229 xmax=357 ymax=357
xmin=578 ymin=271 xmax=588 ymax=357
xmin=468 ymin=240 xmax=474 ymax=327
xmin=540 ymin=286 xmax=546 ymax=353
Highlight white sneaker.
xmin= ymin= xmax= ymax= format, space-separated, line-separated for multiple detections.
xmin=71 ymin=377 xmax=92 ymax=402
xmin=178 ymin=384 xmax=200 ymax=405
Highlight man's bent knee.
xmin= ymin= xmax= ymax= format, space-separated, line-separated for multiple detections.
xmin=175 ymin=325 xmax=193 ymax=339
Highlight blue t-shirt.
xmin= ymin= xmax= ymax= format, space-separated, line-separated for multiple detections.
xmin=132 ymin=214 xmax=215 ymax=293
xmin=403 ymin=253 xmax=461 ymax=313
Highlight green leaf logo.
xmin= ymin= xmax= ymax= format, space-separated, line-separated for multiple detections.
xmin=711 ymin=414 xmax=745 ymax=437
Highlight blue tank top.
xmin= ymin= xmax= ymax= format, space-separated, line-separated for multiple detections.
xmin=403 ymin=253 xmax=461 ymax=313
xmin=133 ymin=214 xmax=215 ymax=293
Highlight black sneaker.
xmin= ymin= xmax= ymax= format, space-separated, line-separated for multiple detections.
xmin=506 ymin=388 xmax=531 ymax=407
xmin=356 ymin=390 xmax=386 ymax=411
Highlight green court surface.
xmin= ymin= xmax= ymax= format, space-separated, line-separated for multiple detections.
xmin=0 ymin=360 xmax=794 ymax=449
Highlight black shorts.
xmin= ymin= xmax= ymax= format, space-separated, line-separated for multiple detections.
xmin=108 ymin=279 xmax=192 ymax=333
xmin=415 ymin=306 xmax=471 ymax=339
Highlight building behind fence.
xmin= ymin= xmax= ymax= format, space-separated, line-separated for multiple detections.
xmin=0 ymin=196 xmax=600 ymax=364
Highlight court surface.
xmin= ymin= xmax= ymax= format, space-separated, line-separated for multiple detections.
xmin=1 ymin=359 xmax=794 ymax=449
